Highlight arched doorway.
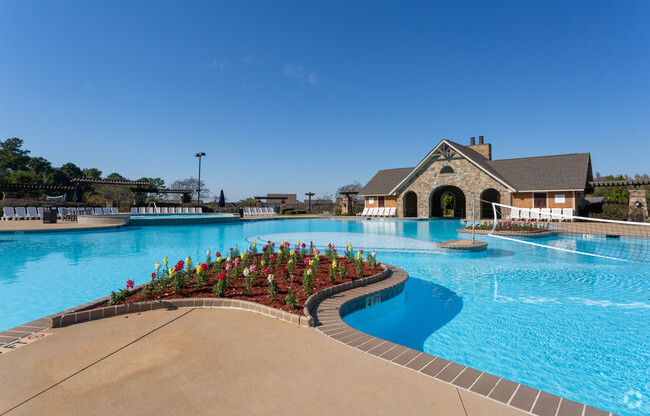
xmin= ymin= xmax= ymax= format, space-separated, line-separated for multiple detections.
xmin=404 ymin=191 xmax=418 ymax=217
xmin=480 ymin=189 xmax=501 ymax=219
xmin=429 ymin=186 xmax=466 ymax=218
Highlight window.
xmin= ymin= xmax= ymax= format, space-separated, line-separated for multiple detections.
xmin=440 ymin=166 xmax=454 ymax=174
xmin=368 ymin=197 xmax=375 ymax=204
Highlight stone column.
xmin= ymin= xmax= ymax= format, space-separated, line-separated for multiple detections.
xmin=343 ymin=195 xmax=353 ymax=215
xmin=628 ymin=189 xmax=648 ymax=223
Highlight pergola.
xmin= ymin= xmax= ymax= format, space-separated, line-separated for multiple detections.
xmin=587 ymin=179 xmax=649 ymax=222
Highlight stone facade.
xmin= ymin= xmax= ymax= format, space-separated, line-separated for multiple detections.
xmin=395 ymin=154 xmax=511 ymax=219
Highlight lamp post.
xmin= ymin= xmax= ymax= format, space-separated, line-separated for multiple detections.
xmin=195 ymin=152 xmax=206 ymax=205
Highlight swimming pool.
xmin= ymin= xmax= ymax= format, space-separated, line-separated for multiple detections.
xmin=1 ymin=219 xmax=647 ymax=415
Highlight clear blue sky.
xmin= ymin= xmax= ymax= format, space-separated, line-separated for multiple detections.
xmin=1 ymin=1 xmax=648 ymax=201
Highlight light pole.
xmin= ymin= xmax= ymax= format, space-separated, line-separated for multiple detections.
xmin=195 ymin=152 xmax=206 ymax=205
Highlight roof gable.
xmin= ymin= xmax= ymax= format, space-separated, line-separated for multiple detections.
xmin=389 ymin=139 xmax=515 ymax=194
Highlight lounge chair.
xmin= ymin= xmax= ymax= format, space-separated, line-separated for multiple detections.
xmin=182 ymin=207 xmax=189 ymax=214
xmin=540 ymin=208 xmax=552 ymax=221
xmin=110 ymin=207 xmax=119 ymax=214
xmin=102 ymin=208 xmax=111 ymax=215
xmin=378 ymin=207 xmax=387 ymax=217
xmin=388 ymin=207 xmax=397 ymax=217
xmin=196 ymin=207 xmax=203 ymax=214
xmin=160 ymin=207 xmax=168 ymax=214
xmin=551 ymin=208 xmax=562 ymax=221
xmin=507 ymin=208 xmax=520 ymax=220
xmin=138 ymin=207 xmax=147 ymax=214
xmin=14 ymin=207 xmax=27 ymax=220
xmin=2 ymin=207 xmax=16 ymax=220
xmin=27 ymin=207 xmax=39 ymax=220
xmin=530 ymin=208 xmax=541 ymax=221
xmin=37 ymin=207 xmax=44 ymax=219
xmin=367 ymin=207 xmax=377 ymax=217
xmin=131 ymin=207 xmax=138 ymax=214
xmin=562 ymin=208 xmax=574 ymax=222
xmin=520 ymin=208 xmax=531 ymax=221
xmin=189 ymin=207 xmax=196 ymax=214
xmin=92 ymin=207 xmax=102 ymax=215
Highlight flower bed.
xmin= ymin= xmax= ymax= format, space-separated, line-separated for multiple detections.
xmin=97 ymin=242 xmax=383 ymax=316
xmin=466 ymin=221 xmax=550 ymax=232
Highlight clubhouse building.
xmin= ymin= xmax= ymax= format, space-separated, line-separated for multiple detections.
xmin=359 ymin=136 xmax=593 ymax=219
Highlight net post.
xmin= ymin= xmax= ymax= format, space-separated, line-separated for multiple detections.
xmin=472 ymin=196 xmax=475 ymax=243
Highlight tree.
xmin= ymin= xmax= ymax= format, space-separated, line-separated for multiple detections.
xmin=82 ymin=168 xmax=102 ymax=179
xmin=138 ymin=177 xmax=166 ymax=200
xmin=336 ymin=181 xmax=363 ymax=198
xmin=170 ymin=177 xmax=209 ymax=201
xmin=57 ymin=163 xmax=84 ymax=185
xmin=0 ymin=138 xmax=31 ymax=174
xmin=106 ymin=172 xmax=127 ymax=180
xmin=238 ymin=197 xmax=257 ymax=207
xmin=591 ymin=174 xmax=629 ymax=204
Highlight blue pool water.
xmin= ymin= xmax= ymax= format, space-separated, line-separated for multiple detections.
xmin=1 ymin=219 xmax=648 ymax=415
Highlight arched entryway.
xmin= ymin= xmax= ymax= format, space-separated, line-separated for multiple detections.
xmin=403 ymin=191 xmax=418 ymax=217
xmin=430 ymin=186 xmax=466 ymax=218
xmin=480 ymin=188 xmax=501 ymax=219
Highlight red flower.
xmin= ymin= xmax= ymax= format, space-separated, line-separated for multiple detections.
xmin=216 ymin=252 xmax=221 ymax=258
xmin=304 ymin=257 xmax=310 ymax=265
xmin=360 ymin=250 xmax=364 ymax=255
xmin=264 ymin=268 xmax=270 ymax=276
xmin=218 ymin=271 xmax=226 ymax=280
xmin=150 ymin=272 xmax=156 ymax=280
xmin=283 ymin=268 xmax=289 ymax=274
xmin=126 ymin=279 xmax=134 ymax=289
xmin=279 ymin=245 xmax=284 ymax=250
xmin=302 ymin=243 xmax=306 ymax=248
xmin=341 ymin=259 xmax=348 ymax=266
xmin=201 ymin=263 xmax=208 ymax=272
xmin=177 ymin=260 xmax=184 ymax=267
xmin=230 ymin=248 xmax=233 ymax=251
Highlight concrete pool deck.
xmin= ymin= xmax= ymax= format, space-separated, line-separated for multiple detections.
xmin=0 ymin=308 xmax=530 ymax=416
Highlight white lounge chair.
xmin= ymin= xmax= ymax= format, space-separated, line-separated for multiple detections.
xmin=93 ymin=208 xmax=103 ymax=215
xmin=131 ymin=207 xmax=138 ymax=214
xmin=508 ymin=207 xmax=520 ymax=221
xmin=37 ymin=207 xmax=44 ymax=219
xmin=358 ymin=207 xmax=368 ymax=216
xmin=189 ymin=207 xmax=196 ymax=214
xmin=26 ymin=207 xmax=38 ymax=220
xmin=388 ymin=207 xmax=397 ymax=217
xmin=378 ymin=207 xmax=387 ymax=217
xmin=14 ymin=206 xmax=27 ymax=220
xmin=540 ymin=208 xmax=551 ymax=221
xmin=551 ymin=208 xmax=562 ymax=221
xmin=367 ymin=207 xmax=376 ymax=217
xmin=520 ymin=208 xmax=531 ymax=221
xmin=144 ymin=207 xmax=152 ymax=214
xmin=2 ymin=207 xmax=16 ymax=220
xmin=196 ymin=207 xmax=203 ymax=214
xmin=102 ymin=208 xmax=111 ymax=215
xmin=530 ymin=208 xmax=541 ymax=221
xmin=562 ymin=208 xmax=574 ymax=222
xmin=138 ymin=207 xmax=147 ymax=214
xmin=110 ymin=207 xmax=119 ymax=214
xmin=160 ymin=207 xmax=168 ymax=214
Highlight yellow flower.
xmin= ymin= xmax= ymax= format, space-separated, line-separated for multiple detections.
xmin=186 ymin=256 xmax=192 ymax=268
xmin=252 ymin=241 xmax=257 ymax=247
xmin=288 ymin=259 xmax=293 ymax=264
xmin=332 ymin=260 xmax=337 ymax=268
xmin=169 ymin=268 xmax=175 ymax=277
xmin=196 ymin=265 xmax=202 ymax=274
xmin=217 ymin=257 xmax=221 ymax=263
xmin=309 ymin=260 xmax=314 ymax=266
xmin=240 ymin=253 xmax=245 ymax=260
xmin=261 ymin=260 xmax=265 ymax=266
xmin=297 ymin=240 xmax=300 ymax=246
xmin=163 ymin=256 xmax=169 ymax=267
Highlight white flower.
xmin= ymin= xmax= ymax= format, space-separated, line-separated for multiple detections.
xmin=154 ymin=261 xmax=161 ymax=270
xmin=226 ymin=256 xmax=231 ymax=262
xmin=267 ymin=274 xmax=274 ymax=283
xmin=372 ymin=250 xmax=376 ymax=257
xmin=243 ymin=268 xmax=250 ymax=277
xmin=207 ymin=249 xmax=211 ymax=256
xmin=305 ymin=269 xmax=312 ymax=276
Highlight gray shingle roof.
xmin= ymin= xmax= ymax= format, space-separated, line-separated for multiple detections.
xmin=359 ymin=168 xmax=413 ymax=196
xmin=488 ymin=153 xmax=592 ymax=191
xmin=444 ymin=140 xmax=514 ymax=188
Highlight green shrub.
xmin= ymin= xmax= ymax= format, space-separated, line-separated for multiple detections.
xmin=586 ymin=203 xmax=628 ymax=221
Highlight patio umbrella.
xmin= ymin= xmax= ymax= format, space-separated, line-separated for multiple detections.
xmin=72 ymin=184 xmax=83 ymax=202
xmin=218 ymin=190 xmax=225 ymax=207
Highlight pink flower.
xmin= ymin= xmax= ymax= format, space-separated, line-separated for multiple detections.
xmin=225 ymin=263 xmax=232 ymax=271
xmin=126 ymin=280 xmax=134 ymax=289
xmin=249 ymin=265 xmax=257 ymax=272
xmin=269 ymin=254 xmax=275 ymax=260
xmin=234 ymin=258 xmax=240 ymax=266
xmin=304 ymin=257 xmax=310 ymax=265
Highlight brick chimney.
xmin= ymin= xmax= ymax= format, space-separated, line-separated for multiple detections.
xmin=469 ymin=135 xmax=492 ymax=160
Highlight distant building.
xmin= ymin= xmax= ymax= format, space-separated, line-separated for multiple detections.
xmin=359 ymin=137 xmax=593 ymax=219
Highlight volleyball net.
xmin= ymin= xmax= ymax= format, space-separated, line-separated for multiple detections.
xmin=483 ymin=202 xmax=650 ymax=263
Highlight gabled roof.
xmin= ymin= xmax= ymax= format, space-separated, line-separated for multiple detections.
xmin=488 ymin=153 xmax=592 ymax=191
xmin=358 ymin=168 xmax=413 ymax=196
xmin=360 ymin=139 xmax=593 ymax=196
xmin=389 ymin=139 xmax=516 ymax=194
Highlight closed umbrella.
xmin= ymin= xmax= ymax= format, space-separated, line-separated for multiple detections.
xmin=218 ymin=190 xmax=225 ymax=207
xmin=72 ymin=184 xmax=83 ymax=202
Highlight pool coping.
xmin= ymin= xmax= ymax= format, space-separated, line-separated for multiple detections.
xmin=308 ymin=264 xmax=616 ymax=416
